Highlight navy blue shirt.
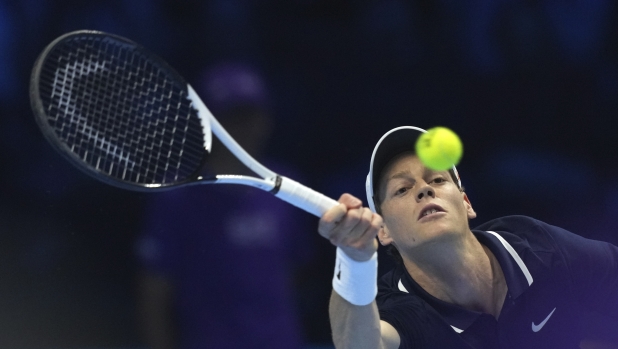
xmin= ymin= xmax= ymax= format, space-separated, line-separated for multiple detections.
xmin=376 ymin=216 xmax=618 ymax=349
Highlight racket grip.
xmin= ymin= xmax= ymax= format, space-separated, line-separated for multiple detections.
xmin=275 ymin=176 xmax=340 ymax=217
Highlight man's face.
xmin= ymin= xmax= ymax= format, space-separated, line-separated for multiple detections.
xmin=377 ymin=151 xmax=476 ymax=254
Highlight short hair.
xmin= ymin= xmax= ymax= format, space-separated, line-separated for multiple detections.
xmin=375 ymin=165 xmax=463 ymax=265
xmin=374 ymin=165 xmax=462 ymax=214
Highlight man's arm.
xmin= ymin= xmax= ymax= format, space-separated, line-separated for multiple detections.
xmin=319 ymin=194 xmax=400 ymax=349
xmin=330 ymin=290 xmax=400 ymax=349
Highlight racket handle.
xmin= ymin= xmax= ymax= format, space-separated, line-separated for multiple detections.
xmin=275 ymin=176 xmax=340 ymax=217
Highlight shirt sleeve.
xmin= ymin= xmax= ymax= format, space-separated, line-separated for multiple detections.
xmin=542 ymin=222 xmax=618 ymax=321
xmin=378 ymin=293 xmax=425 ymax=348
xmin=376 ymin=268 xmax=465 ymax=349
xmin=379 ymin=293 xmax=469 ymax=349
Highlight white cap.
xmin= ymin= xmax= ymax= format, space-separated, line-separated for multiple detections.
xmin=365 ymin=126 xmax=461 ymax=212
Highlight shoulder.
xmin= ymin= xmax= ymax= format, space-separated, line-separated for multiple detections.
xmin=473 ymin=214 xmax=608 ymax=249
xmin=473 ymin=215 xmax=575 ymax=251
xmin=473 ymin=215 xmax=554 ymax=236
xmin=473 ymin=215 xmax=617 ymax=271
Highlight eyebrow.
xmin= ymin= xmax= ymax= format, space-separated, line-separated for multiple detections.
xmin=386 ymin=169 xmax=415 ymax=182
xmin=382 ymin=171 xmax=416 ymax=197
xmin=385 ymin=167 xmax=449 ymax=186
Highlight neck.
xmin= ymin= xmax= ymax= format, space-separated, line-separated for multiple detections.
xmin=401 ymin=232 xmax=507 ymax=318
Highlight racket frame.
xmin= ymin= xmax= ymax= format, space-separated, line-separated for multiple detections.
xmin=30 ymin=30 xmax=339 ymax=216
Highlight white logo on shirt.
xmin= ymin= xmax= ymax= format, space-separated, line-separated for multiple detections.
xmin=532 ymin=307 xmax=556 ymax=332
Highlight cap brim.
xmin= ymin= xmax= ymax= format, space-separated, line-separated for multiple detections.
xmin=371 ymin=127 xmax=425 ymax=191
xmin=365 ymin=126 xmax=461 ymax=213
xmin=366 ymin=126 xmax=426 ymax=212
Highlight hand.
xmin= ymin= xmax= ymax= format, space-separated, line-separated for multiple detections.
xmin=318 ymin=193 xmax=383 ymax=262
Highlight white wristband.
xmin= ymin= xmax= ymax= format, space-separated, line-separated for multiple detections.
xmin=332 ymin=247 xmax=378 ymax=306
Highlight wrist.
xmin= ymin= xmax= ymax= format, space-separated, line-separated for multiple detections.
xmin=332 ymin=247 xmax=378 ymax=306
xmin=338 ymin=240 xmax=378 ymax=262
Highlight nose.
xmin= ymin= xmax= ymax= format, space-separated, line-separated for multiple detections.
xmin=416 ymin=184 xmax=435 ymax=202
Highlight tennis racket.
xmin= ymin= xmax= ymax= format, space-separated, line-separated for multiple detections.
xmin=29 ymin=30 xmax=339 ymax=217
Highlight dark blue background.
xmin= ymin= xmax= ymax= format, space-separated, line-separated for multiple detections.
xmin=0 ymin=0 xmax=617 ymax=347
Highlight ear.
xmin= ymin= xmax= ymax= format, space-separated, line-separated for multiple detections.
xmin=463 ymin=193 xmax=477 ymax=219
xmin=378 ymin=224 xmax=394 ymax=246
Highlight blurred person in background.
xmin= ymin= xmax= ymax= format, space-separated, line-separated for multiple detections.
xmin=135 ymin=62 xmax=313 ymax=349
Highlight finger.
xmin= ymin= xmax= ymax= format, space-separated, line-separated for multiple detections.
xmin=347 ymin=208 xmax=378 ymax=244
xmin=349 ymin=207 xmax=374 ymax=240
xmin=328 ymin=207 xmax=362 ymax=245
xmin=318 ymin=193 xmax=361 ymax=238
xmin=329 ymin=207 xmax=372 ymax=246
xmin=367 ymin=211 xmax=383 ymax=232
xmin=337 ymin=210 xmax=382 ymax=260
xmin=318 ymin=202 xmax=348 ymax=239
xmin=361 ymin=211 xmax=383 ymax=242
xmin=338 ymin=193 xmax=363 ymax=210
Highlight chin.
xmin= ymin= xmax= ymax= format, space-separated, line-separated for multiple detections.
xmin=417 ymin=224 xmax=463 ymax=246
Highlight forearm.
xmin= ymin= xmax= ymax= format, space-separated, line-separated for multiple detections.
xmin=329 ymin=290 xmax=384 ymax=349
xmin=319 ymin=194 xmax=391 ymax=348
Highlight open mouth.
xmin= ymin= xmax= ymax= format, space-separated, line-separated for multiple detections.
xmin=418 ymin=204 xmax=445 ymax=220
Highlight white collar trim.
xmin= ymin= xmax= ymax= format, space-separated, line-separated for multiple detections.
xmin=451 ymin=326 xmax=464 ymax=333
xmin=396 ymin=229 xmax=534 ymax=334
xmin=486 ymin=230 xmax=534 ymax=286
xmin=398 ymin=278 xmax=408 ymax=293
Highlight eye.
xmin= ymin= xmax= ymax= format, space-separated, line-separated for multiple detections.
xmin=432 ymin=177 xmax=446 ymax=184
xmin=395 ymin=187 xmax=409 ymax=196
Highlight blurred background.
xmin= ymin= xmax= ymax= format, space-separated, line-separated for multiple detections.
xmin=1 ymin=0 xmax=618 ymax=348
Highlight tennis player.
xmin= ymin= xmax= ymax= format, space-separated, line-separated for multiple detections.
xmin=319 ymin=126 xmax=618 ymax=349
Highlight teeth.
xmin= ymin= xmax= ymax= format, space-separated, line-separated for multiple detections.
xmin=423 ymin=208 xmax=438 ymax=217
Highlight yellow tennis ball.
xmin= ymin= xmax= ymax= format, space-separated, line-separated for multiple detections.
xmin=415 ymin=127 xmax=463 ymax=171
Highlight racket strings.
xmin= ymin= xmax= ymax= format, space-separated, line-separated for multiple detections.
xmin=37 ymin=35 xmax=207 ymax=185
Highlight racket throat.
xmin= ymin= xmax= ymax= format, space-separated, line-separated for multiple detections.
xmin=269 ymin=175 xmax=283 ymax=194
